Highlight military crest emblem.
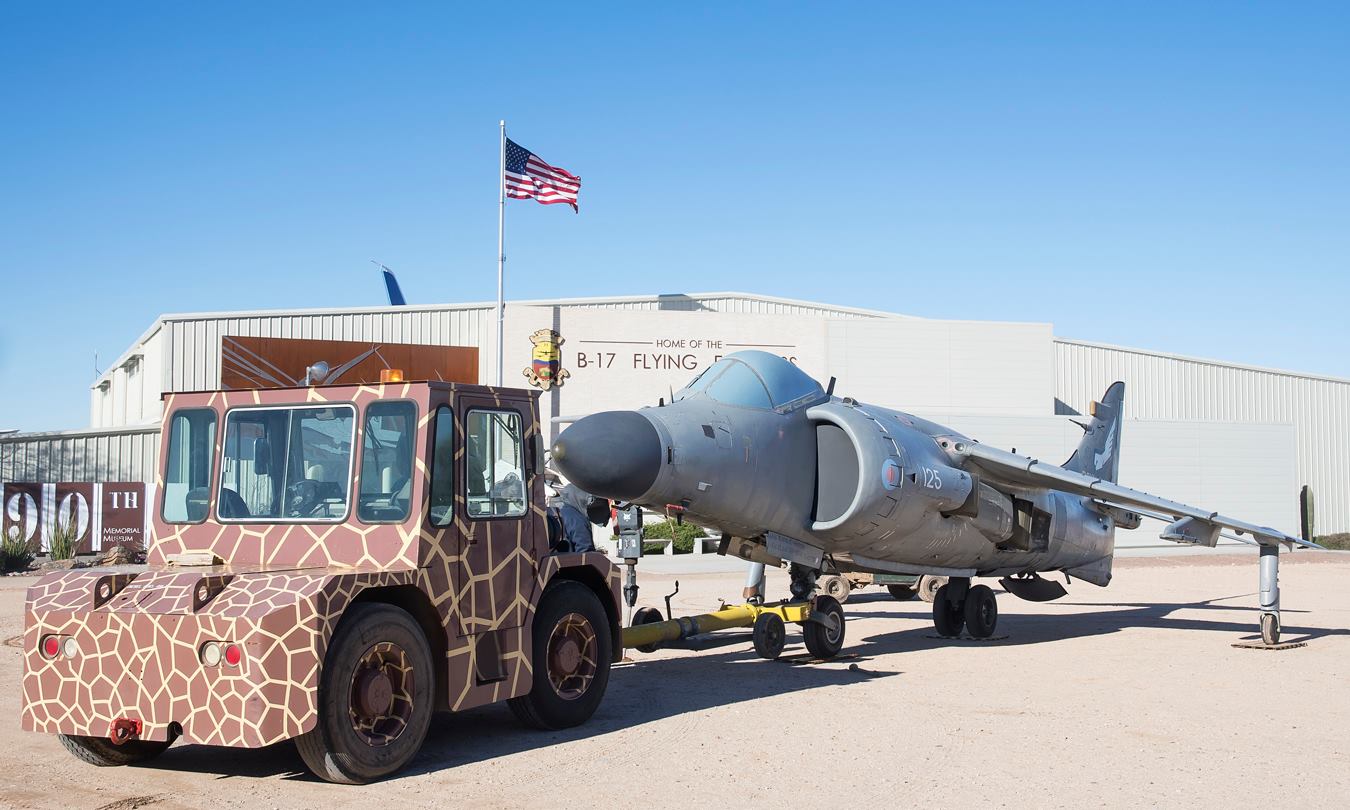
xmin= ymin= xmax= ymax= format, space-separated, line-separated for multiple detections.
xmin=523 ymin=328 xmax=570 ymax=390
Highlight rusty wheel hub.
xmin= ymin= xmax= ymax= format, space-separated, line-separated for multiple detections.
xmin=347 ymin=642 xmax=414 ymax=747
xmin=546 ymin=612 xmax=598 ymax=701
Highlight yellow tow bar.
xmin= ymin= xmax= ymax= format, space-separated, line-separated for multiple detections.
xmin=621 ymin=600 xmax=814 ymax=652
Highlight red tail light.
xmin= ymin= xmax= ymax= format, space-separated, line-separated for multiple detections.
xmin=40 ymin=635 xmax=60 ymax=659
xmin=223 ymin=643 xmax=242 ymax=667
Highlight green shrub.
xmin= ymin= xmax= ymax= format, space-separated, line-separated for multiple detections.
xmin=641 ymin=519 xmax=710 ymax=554
xmin=1 ymin=531 xmax=35 ymax=573
xmin=48 ymin=514 xmax=79 ymax=561
xmin=1315 ymin=533 xmax=1350 ymax=550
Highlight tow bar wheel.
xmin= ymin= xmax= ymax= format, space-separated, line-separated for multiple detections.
xmin=296 ymin=603 xmax=433 ymax=784
xmin=752 ymin=612 xmax=787 ymax=659
xmin=509 ymin=580 xmax=613 ymax=730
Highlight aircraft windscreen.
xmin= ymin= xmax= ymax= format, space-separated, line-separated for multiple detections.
xmin=673 ymin=351 xmax=826 ymax=411
xmin=705 ymin=361 xmax=773 ymax=409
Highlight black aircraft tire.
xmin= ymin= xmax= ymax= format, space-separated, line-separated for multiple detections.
xmin=58 ymin=734 xmax=172 ymax=767
xmin=932 ymin=585 xmax=966 ymax=637
xmin=964 ymin=585 xmax=998 ymax=639
xmin=295 ymin=603 xmax=434 ymax=785
xmin=752 ymin=613 xmax=787 ymax=660
xmin=508 ymin=581 xmax=613 ymax=731
xmin=803 ymin=595 xmax=846 ymax=659
xmin=886 ymin=584 xmax=916 ymax=601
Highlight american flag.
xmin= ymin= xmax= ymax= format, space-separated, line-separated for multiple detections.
xmin=504 ymin=138 xmax=581 ymax=211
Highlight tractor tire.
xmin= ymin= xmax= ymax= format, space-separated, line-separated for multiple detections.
xmin=295 ymin=603 xmax=434 ymax=784
xmin=508 ymin=580 xmax=612 ymax=730
xmin=58 ymin=734 xmax=172 ymax=767
xmin=917 ymin=575 xmax=947 ymax=603
xmin=886 ymin=584 xmax=916 ymax=601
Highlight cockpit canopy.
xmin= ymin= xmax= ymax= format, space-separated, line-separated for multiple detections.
xmin=674 ymin=350 xmax=827 ymax=412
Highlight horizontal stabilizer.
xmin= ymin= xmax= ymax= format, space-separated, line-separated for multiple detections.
xmin=999 ymin=575 xmax=1068 ymax=602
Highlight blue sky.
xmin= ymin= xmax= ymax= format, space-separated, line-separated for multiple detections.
xmin=2 ymin=2 xmax=1347 ymax=432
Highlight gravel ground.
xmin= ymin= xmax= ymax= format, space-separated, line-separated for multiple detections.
xmin=2 ymin=552 xmax=1347 ymax=809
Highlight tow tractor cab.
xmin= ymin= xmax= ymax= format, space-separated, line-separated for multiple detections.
xmin=21 ymin=379 xmax=621 ymax=784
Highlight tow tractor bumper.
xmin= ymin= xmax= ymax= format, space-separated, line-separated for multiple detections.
xmin=20 ymin=568 xmax=335 ymax=748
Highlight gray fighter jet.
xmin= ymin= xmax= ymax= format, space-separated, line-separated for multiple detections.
xmin=552 ymin=351 xmax=1317 ymax=648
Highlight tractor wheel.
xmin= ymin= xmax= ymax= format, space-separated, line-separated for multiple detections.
xmin=58 ymin=734 xmax=172 ymax=767
xmin=803 ymin=595 xmax=846 ymax=659
xmin=295 ymin=603 xmax=434 ymax=784
xmin=932 ymin=584 xmax=965 ymax=637
xmin=886 ymin=584 xmax=916 ymax=601
xmin=508 ymin=581 xmax=612 ymax=730
xmin=917 ymin=575 xmax=947 ymax=603
xmin=964 ymin=585 xmax=999 ymax=638
xmin=821 ymin=575 xmax=852 ymax=604
xmin=752 ymin=613 xmax=786 ymax=660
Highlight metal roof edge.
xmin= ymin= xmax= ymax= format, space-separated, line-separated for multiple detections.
xmin=1054 ymin=337 xmax=1350 ymax=386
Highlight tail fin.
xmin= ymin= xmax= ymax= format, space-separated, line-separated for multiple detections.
xmin=1063 ymin=381 xmax=1124 ymax=483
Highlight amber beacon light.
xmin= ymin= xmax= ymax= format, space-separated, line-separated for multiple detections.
xmin=380 ymin=368 xmax=405 ymax=383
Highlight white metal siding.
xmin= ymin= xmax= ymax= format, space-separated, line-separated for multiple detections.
xmin=1056 ymin=340 xmax=1350 ymax=533
xmin=1 ymin=427 xmax=159 ymax=484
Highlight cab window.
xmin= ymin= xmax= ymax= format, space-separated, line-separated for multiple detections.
xmin=705 ymin=361 xmax=773 ymax=409
xmin=218 ymin=405 xmax=355 ymax=521
xmin=466 ymin=410 xmax=526 ymax=518
xmin=162 ymin=408 xmax=217 ymax=523
xmin=358 ymin=401 xmax=416 ymax=523
xmin=429 ymin=406 xmax=455 ymax=527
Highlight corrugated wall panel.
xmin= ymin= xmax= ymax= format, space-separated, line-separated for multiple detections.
xmin=1056 ymin=340 xmax=1350 ymax=534
xmin=1 ymin=428 xmax=159 ymax=484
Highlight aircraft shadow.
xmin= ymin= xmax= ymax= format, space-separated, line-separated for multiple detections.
xmin=855 ymin=596 xmax=1347 ymax=650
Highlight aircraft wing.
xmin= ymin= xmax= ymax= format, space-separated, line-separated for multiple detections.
xmin=954 ymin=442 xmax=1321 ymax=550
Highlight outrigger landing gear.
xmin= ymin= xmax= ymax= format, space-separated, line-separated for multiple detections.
xmin=1259 ymin=543 xmax=1281 ymax=645
xmin=932 ymin=577 xmax=1000 ymax=639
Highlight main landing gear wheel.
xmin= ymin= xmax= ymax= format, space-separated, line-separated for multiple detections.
xmin=803 ymin=594 xmax=846 ymax=659
xmin=821 ymin=575 xmax=852 ymax=604
xmin=752 ymin=613 xmax=786 ymax=660
xmin=917 ymin=575 xmax=947 ymax=603
xmin=509 ymin=581 xmax=613 ymax=731
xmin=964 ymin=585 xmax=998 ymax=638
xmin=932 ymin=584 xmax=965 ymax=638
xmin=1261 ymin=613 xmax=1280 ymax=645
xmin=631 ymin=606 xmax=665 ymax=653
xmin=58 ymin=734 xmax=173 ymax=767
xmin=887 ymin=584 xmax=916 ymax=601
xmin=295 ymin=603 xmax=434 ymax=784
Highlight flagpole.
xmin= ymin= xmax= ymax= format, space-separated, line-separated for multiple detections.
xmin=496 ymin=119 xmax=506 ymax=387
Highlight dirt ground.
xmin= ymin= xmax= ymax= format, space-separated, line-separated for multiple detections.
xmin=2 ymin=553 xmax=1348 ymax=810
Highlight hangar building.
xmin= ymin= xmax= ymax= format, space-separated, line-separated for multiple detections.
xmin=3 ymin=291 xmax=1345 ymax=550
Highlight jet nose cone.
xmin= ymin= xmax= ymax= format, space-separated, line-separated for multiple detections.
xmin=552 ymin=411 xmax=662 ymax=501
